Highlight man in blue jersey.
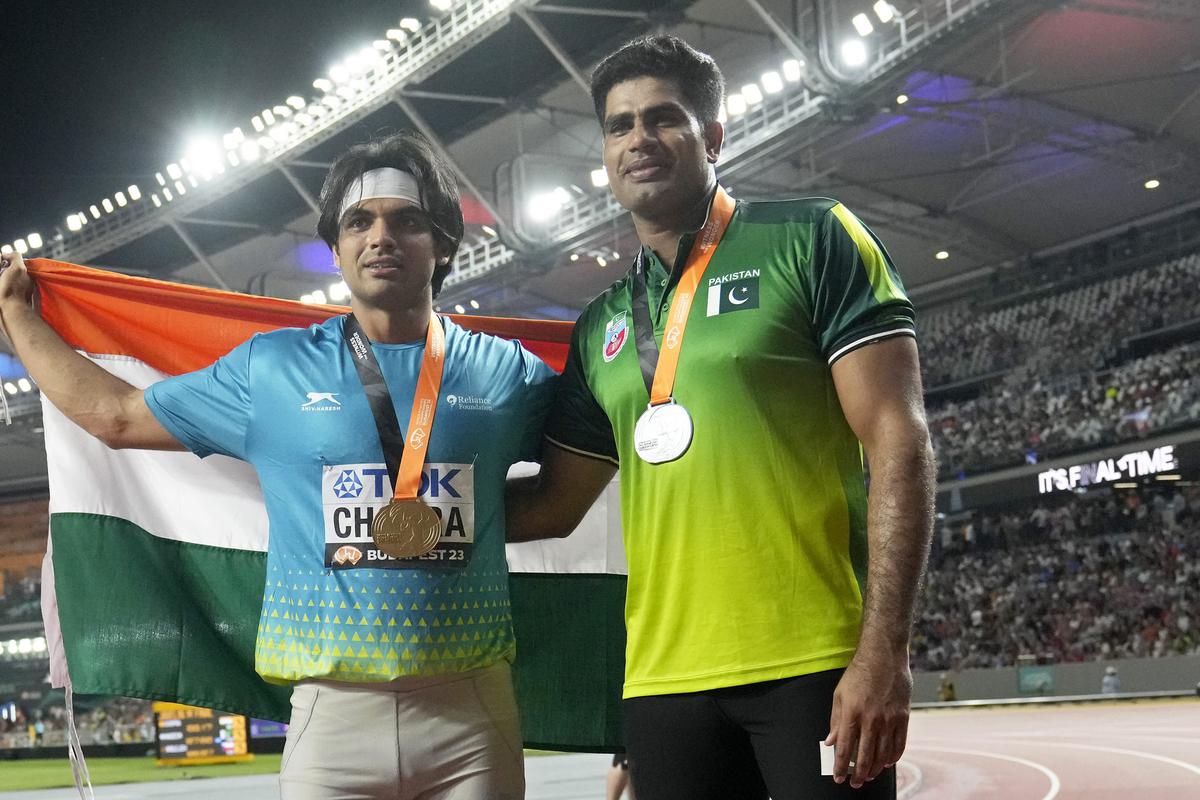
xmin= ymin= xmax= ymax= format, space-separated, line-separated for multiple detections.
xmin=0 ymin=131 xmax=554 ymax=800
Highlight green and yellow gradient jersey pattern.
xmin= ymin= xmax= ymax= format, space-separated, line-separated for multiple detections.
xmin=546 ymin=196 xmax=916 ymax=698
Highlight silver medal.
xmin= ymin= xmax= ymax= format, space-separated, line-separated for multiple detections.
xmin=633 ymin=401 xmax=694 ymax=464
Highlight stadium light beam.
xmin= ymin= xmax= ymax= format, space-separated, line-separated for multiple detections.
xmin=167 ymin=163 xmax=183 ymax=180
xmin=89 ymin=205 xmax=101 ymax=219
xmin=741 ymin=83 xmax=764 ymax=106
xmin=852 ymin=13 xmax=875 ymax=36
xmin=761 ymin=71 xmax=784 ymax=94
xmin=590 ymin=168 xmax=609 ymax=188
xmin=399 ymin=17 xmax=421 ymax=32
xmin=128 ymin=184 xmax=141 ymax=200
xmin=782 ymin=59 xmax=804 ymax=82
xmin=67 ymin=214 xmax=83 ymax=232
xmin=841 ymin=38 xmax=868 ymax=67
xmin=102 ymin=198 xmax=114 ymax=213
xmin=726 ymin=94 xmax=748 ymax=116
xmin=873 ymin=1 xmax=897 ymax=23
xmin=115 ymin=192 xmax=127 ymax=207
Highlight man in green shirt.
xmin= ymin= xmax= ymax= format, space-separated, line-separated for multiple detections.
xmin=507 ymin=35 xmax=934 ymax=799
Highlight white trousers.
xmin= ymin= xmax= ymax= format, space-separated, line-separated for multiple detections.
xmin=279 ymin=660 xmax=525 ymax=800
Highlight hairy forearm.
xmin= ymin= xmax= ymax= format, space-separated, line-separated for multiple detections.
xmin=1 ymin=302 xmax=142 ymax=446
xmin=857 ymin=426 xmax=936 ymax=658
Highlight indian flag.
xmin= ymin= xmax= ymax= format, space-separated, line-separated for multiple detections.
xmin=32 ymin=259 xmax=627 ymax=751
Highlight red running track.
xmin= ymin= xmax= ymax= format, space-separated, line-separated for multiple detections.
xmin=895 ymin=699 xmax=1200 ymax=799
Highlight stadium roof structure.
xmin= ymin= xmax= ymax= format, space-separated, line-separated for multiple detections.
xmin=1 ymin=0 xmax=1199 ymax=491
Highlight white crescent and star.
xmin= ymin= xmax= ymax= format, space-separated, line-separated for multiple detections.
xmin=727 ymin=286 xmax=750 ymax=305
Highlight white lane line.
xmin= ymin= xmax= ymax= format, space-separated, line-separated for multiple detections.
xmin=896 ymin=759 xmax=925 ymax=800
xmin=1028 ymin=742 xmax=1200 ymax=778
xmin=908 ymin=746 xmax=1061 ymax=800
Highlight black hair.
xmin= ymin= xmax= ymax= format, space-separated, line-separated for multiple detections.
xmin=590 ymin=35 xmax=725 ymax=126
xmin=316 ymin=130 xmax=463 ymax=298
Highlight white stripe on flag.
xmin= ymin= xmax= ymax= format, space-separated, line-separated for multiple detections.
xmin=706 ymin=284 xmax=722 ymax=317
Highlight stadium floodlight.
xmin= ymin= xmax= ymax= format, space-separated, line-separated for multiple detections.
xmin=167 ymin=162 xmax=183 ymax=180
xmin=841 ymin=38 xmax=868 ymax=67
xmin=310 ymin=289 xmax=328 ymax=305
xmin=258 ymin=135 xmax=277 ymax=150
xmin=935 ymin=250 xmax=949 ymax=260
xmin=240 ymin=140 xmax=261 ymax=162
xmin=188 ymin=175 xmax=199 ymax=188
xmin=186 ymin=138 xmax=224 ymax=178
xmin=569 ymin=253 xmax=579 ymax=262
xmin=27 ymin=233 xmax=43 ymax=249
xmin=223 ymin=128 xmax=245 ymax=149
xmin=526 ymin=187 xmax=571 ymax=222
xmin=90 ymin=205 xmax=101 ymax=219
xmin=77 ymin=211 xmax=87 ymax=225
xmin=2 ymin=383 xmax=15 ymax=396
xmin=128 ymin=184 xmax=141 ymax=200
xmin=0 ymin=245 xmax=10 ymax=255
xmin=726 ymin=93 xmax=748 ymax=116
xmin=251 ymin=115 xmax=266 ymax=133
xmin=590 ymin=168 xmax=609 ymax=188
xmin=386 ymin=28 xmax=407 ymax=42
xmin=286 ymin=96 xmax=306 ymax=110
xmin=852 ymin=13 xmax=875 ymax=36
xmin=273 ymin=105 xmax=292 ymax=119
xmin=156 ymin=172 xmax=166 ymax=186
xmin=873 ymin=1 xmax=897 ymax=23
xmin=262 ymin=108 xmax=277 ymax=126
xmin=469 ymin=300 xmax=479 ymax=309
xmin=481 ymin=225 xmax=497 ymax=237
xmin=741 ymin=83 xmax=764 ymax=106
xmin=373 ymin=39 xmax=392 ymax=51
xmin=226 ymin=151 xmax=239 ymax=167
xmin=151 ymin=194 xmax=162 ymax=208
xmin=761 ymin=71 xmax=784 ymax=94
xmin=399 ymin=17 xmax=421 ymax=32
xmin=328 ymin=280 xmax=350 ymax=302
xmin=783 ymin=59 xmax=804 ymax=82
xmin=431 ymin=0 xmax=453 ymax=10
xmin=300 ymin=294 xmax=314 ymax=304
xmin=454 ymin=304 xmax=466 ymax=314
xmin=115 ymin=192 xmax=128 ymax=208
xmin=67 ymin=214 xmax=83 ymax=232
xmin=1144 ymin=178 xmax=1161 ymax=190
xmin=313 ymin=78 xmax=334 ymax=93
xmin=330 ymin=63 xmax=351 ymax=83
xmin=175 ymin=180 xmax=187 ymax=195
xmin=162 ymin=187 xmax=173 ymax=201
xmin=596 ymin=255 xmax=608 ymax=267
xmin=17 ymin=378 xmax=32 ymax=392
xmin=896 ymin=93 xmax=909 ymax=104
xmin=102 ymin=198 xmax=114 ymax=213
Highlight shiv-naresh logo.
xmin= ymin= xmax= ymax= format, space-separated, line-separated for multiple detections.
xmin=301 ymin=392 xmax=342 ymax=412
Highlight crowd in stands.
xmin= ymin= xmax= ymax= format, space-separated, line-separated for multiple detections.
xmin=0 ymin=695 xmax=155 ymax=749
xmin=0 ymin=572 xmax=41 ymax=624
xmin=913 ymin=486 xmax=1200 ymax=672
xmin=919 ymin=252 xmax=1200 ymax=389
xmin=928 ymin=340 xmax=1200 ymax=478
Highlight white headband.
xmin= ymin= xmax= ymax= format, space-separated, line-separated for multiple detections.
xmin=338 ymin=167 xmax=424 ymax=221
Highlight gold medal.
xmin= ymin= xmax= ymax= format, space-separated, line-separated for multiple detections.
xmin=371 ymin=498 xmax=441 ymax=558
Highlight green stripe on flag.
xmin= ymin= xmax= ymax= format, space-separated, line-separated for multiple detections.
xmin=510 ymin=573 xmax=626 ymax=751
xmin=51 ymin=513 xmax=291 ymax=721
xmin=52 ymin=513 xmax=628 ymax=749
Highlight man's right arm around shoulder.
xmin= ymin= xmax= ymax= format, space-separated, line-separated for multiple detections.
xmin=0 ymin=253 xmax=184 ymax=451
xmin=505 ymin=443 xmax=616 ymax=543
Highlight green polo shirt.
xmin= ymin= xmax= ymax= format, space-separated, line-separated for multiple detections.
xmin=546 ymin=195 xmax=916 ymax=698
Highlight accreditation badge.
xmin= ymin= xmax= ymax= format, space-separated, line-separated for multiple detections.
xmin=633 ymin=401 xmax=693 ymax=464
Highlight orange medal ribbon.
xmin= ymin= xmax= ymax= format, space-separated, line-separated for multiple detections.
xmin=646 ymin=185 xmax=737 ymax=405
xmin=394 ymin=315 xmax=445 ymax=501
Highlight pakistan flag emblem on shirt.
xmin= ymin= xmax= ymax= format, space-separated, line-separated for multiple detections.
xmin=706 ymin=271 xmax=761 ymax=316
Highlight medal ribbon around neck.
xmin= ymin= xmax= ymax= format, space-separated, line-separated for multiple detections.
xmin=634 ymin=185 xmax=736 ymax=405
xmin=343 ymin=314 xmax=446 ymax=559
xmin=342 ymin=313 xmax=445 ymax=502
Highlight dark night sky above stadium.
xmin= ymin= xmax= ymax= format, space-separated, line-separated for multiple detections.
xmin=0 ymin=1 xmax=427 ymax=247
